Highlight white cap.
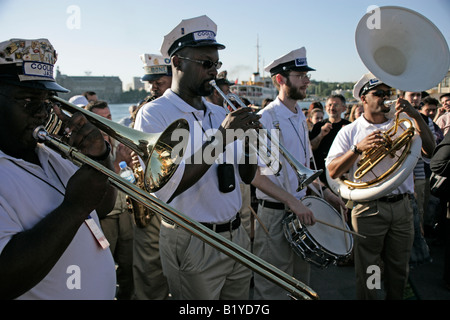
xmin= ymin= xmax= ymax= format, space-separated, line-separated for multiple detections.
xmin=160 ymin=15 xmax=225 ymax=57
xmin=0 ymin=38 xmax=68 ymax=92
xmin=264 ymin=47 xmax=315 ymax=76
xmin=140 ymin=53 xmax=172 ymax=81
xmin=353 ymin=72 xmax=386 ymax=100
xmin=69 ymin=95 xmax=89 ymax=107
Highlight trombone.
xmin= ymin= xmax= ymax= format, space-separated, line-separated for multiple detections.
xmin=210 ymin=80 xmax=322 ymax=191
xmin=38 ymin=97 xmax=319 ymax=300
xmin=49 ymin=96 xmax=188 ymax=193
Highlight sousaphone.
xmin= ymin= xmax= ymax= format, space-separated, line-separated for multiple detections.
xmin=327 ymin=6 xmax=450 ymax=201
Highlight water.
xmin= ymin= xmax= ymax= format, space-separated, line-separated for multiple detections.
xmin=109 ymin=101 xmax=316 ymax=123
xmin=110 ymin=103 xmax=135 ymax=123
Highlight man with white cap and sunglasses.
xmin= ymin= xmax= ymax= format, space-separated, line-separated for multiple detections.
xmin=326 ymin=72 xmax=435 ymax=299
xmin=134 ymin=15 xmax=260 ymax=300
xmin=0 ymin=38 xmax=117 ymax=299
xmin=250 ymin=47 xmax=347 ymax=300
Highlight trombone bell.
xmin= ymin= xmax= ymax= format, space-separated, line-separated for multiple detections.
xmin=48 ymin=96 xmax=189 ymax=193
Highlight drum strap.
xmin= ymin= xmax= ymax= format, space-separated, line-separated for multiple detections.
xmin=267 ymin=107 xmax=295 ymax=211
xmin=267 ymin=106 xmax=323 ymax=199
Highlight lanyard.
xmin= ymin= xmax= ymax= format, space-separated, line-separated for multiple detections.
xmin=7 ymin=158 xmax=110 ymax=249
xmin=288 ymin=117 xmax=308 ymax=166
xmin=191 ymin=111 xmax=214 ymax=139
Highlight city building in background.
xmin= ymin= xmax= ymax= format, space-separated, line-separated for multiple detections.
xmin=55 ymin=68 xmax=123 ymax=103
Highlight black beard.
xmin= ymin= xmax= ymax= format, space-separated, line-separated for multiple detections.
xmin=286 ymin=77 xmax=306 ymax=100
xmin=287 ymin=85 xmax=306 ymax=100
xmin=196 ymin=80 xmax=215 ymax=97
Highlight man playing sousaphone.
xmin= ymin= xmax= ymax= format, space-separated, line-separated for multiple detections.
xmin=326 ymin=73 xmax=435 ymax=299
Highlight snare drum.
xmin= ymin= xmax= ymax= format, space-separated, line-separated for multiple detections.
xmin=283 ymin=196 xmax=353 ymax=268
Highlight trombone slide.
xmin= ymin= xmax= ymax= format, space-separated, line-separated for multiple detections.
xmin=33 ymin=126 xmax=319 ymax=300
xmin=210 ymin=80 xmax=322 ymax=191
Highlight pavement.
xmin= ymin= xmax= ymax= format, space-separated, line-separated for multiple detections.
xmin=308 ymin=237 xmax=450 ymax=300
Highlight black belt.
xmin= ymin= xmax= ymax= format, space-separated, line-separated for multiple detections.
xmin=162 ymin=214 xmax=241 ymax=233
xmin=378 ymin=193 xmax=408 ymax=203
xmin=258 ymin=199 xmax=285 ymax=210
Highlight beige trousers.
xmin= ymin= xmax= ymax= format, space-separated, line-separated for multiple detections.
xmin=132 ymin=212 xmax=170 ymax=300
xmin=160 ymin=219 xmax=252 ymax=300
xmin=352 ymin=196 xmax=414 ymax=300
xmin=252 ymin=204 xmax=310 ymax=300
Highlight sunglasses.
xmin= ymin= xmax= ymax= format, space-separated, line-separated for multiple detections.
xmin=369 ymin=89 xmax=392 ymax=98
xmin=177 ymin=56 xmax=222 ymax=70
xmin=289 ymin=73 xmax=311 ymax=80
xmin=0 ymin=92 xmax=54 ymax=115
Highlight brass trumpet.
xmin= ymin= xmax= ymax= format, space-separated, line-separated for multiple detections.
xmin=210 ymin=80 xmax=322 ymax=191
xmin=38 ymin=97 xmax=319 ymax=300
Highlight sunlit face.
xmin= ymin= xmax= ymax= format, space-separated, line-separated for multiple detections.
xmin=361 ymin=84 xmax=391 ymax=115
xmin=311 ymin=111 xmax=324 ymax=124
xmin=175 ymin=47 xmax=219 ymax=97
xmin=284 ymin=71 xmax=311 ymax=100
xmin=404 ymin=92 xmax=422 ymax=108
xmin=325 ymin=97 xmax=345 ymax=117
xmin=91 ymin=106 xmax=112 ymax=120
xmin=149 ymin=75 xmax=172 ymax=98
xmin=421 ymin=104 xmax=437 ymax=118
xmin=441 ymin=95 xmax=450 ymax=111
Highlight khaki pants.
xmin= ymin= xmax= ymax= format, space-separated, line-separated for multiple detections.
xmin=352 ymin=196 xmax=414 ymax=300
xmin=100 ymin=208 xmax=134 ymax=300
xmin=133 ymin=212 xmax=169 ymax=300
xmin=160 ymin=219 xmax=252 ymax=300
xmin=253 ymin=204 xmax=310 ymax=300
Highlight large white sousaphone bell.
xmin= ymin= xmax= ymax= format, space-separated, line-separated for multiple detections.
xmin=355 ymin=6 xmax=450 ymax=92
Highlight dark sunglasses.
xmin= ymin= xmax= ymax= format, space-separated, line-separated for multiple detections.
xmin=369 ymin=89 xmax=392 ymax=98
xmin=0 ymin=92 xmax=54 ymax=115
xmin=177 ymin=56 xmax=222 ymax=70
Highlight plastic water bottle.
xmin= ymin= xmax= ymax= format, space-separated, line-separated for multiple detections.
xmin=119 ymin=161 xmax=136 ymax=184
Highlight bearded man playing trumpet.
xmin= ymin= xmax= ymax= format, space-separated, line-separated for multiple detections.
xmin=326 ymin=73 xmax=435 ymax=300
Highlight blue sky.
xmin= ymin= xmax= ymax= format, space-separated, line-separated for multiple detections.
xmin=1 ymin=0 xmax=449 ymax=89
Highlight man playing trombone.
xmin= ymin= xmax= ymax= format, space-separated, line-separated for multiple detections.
xmin=0 ymin=38 xmax=117 ymax=299
xmin=134 ymin=16 xmax=260 ymax=300
xmin=250 ymin=47 xmax=347 ymax=300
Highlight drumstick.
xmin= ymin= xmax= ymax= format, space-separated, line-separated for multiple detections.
xmin=314 ymin=218 xmax=366 ymax=239
xmin=248 ymin=206 xmax=270 ymax=237
xmin=339 ymin=196 xmax=350 ymax=249
xmin=340 ymin=206 xmax=349 ymax=249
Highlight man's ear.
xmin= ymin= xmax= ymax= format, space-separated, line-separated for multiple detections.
xmin=275 ymin=73 xmax=286 ymax=86
xmin=172 ymin=55 xmax=181 ymax=70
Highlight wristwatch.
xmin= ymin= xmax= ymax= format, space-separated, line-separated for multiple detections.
xmin=351 ymin=144 xmax=362 ymax=155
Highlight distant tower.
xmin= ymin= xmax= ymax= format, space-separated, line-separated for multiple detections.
xmin=256 ymin=35 xmax=260 ymax=74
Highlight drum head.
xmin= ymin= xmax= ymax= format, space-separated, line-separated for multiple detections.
xmin=302 ymin=196 xmax=352 ymax=255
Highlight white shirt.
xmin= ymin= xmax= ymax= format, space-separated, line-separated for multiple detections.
xmin=436 ymin=112 xmax=450 ymax=136
xmin=325 ymin=115 xmax=414 ymax=195
xmin=0 ymin=145 xmax=116 ymax=300
xmin=255 ymin=98 xmax=311 ymax=202
xmin=134 ymin=89 xmax=244 ymax=223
